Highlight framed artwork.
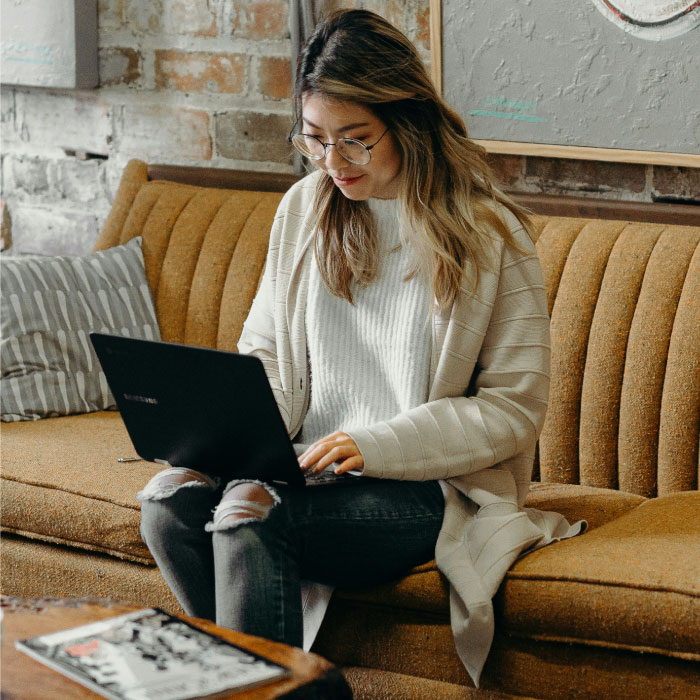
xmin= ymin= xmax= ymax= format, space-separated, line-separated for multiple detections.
xmin=1 ymin=0 xmax=98 ymax=89
xmin=430 ymin=0 xmax=700 ymax=166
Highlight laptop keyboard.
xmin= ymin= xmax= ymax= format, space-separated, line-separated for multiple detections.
xmin=305 ymin=469 xmax=344 ymax=484
xmin=304 ymin=469 xmax=365 ymax=485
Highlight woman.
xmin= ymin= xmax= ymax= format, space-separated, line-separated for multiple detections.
xmin=139 ymin=9 xmax=582 ymax=686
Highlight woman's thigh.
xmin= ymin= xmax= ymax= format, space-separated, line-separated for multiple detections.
xmin=277 ymin=479 xmax=444 ymax=588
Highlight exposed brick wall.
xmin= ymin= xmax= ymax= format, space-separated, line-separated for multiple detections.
xmin=486 ymin=155 xmax=700 ymax=205
xmin=1 ymin=0 xmax=697 ymax=255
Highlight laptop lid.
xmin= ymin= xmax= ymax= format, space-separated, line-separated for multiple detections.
xmin=90 ymin=333 xmax=304 ymax=487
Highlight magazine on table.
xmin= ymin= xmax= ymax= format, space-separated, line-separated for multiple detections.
xmin=15 ymin=607 xmax=292 ymax=700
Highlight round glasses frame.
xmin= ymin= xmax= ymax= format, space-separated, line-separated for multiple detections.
xmin=288 ymin=127 xmax=390 ymax=166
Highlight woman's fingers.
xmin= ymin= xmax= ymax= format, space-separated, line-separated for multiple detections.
xmin=298 ymin=432 xmax=364 ymax=473
xmin=298 ymin=432 xmax=343 ymax=469
xmin=333 ymin=455 xmax=364 ymax=474
xmin=303 ymin=443 xmax=352 ymax=472
xmin=311 ymin=445 xmax=352 ymax=473
xmin=321 ymin=445 xmax=365 ymax=474
xmin=298 ymin=441 xmax=330 ymax=470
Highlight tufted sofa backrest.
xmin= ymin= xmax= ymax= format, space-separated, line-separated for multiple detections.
xmin=532 ymin=217 xmax=699 ymax=497
xmin=95 ymin=160 xmax=700 ymax=498
xmin=95 ymin=160 xmax=284 ymax=352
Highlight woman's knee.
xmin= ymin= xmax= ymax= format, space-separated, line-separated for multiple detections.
xmin=137 ymin=467 xmax=218 ymax=502
xmin=138 ymin=468 xmax=218 ymax=544
xmin=206 ymin=480 xmax=280 ymax=532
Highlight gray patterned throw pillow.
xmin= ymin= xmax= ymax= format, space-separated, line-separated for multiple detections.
xmin=1 ymin=237 xmax=160 ymax=421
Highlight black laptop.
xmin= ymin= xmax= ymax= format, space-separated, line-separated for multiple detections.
xmin=90 ymin=333 xmax=355 ymax=488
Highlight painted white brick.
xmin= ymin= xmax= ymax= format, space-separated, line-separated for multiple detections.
xmin=14 ymin=90 xmax=112 ymax=155
xmin=10 ymin=204 xmax=103 ymax=255
xmin=2 ymin=154 xmax=112 ymax=211
xmin=54 ymin=157 xmax=111 ymax=205
xmin=3 ymin=155 xmax=51 ymax=198
xmin=1 ymin=87 xmax=18 ymax=146
xmin=162 ymin=0 xmax=217 ymax=37
xmin=124 ymin=0 xmax=162 ymax=35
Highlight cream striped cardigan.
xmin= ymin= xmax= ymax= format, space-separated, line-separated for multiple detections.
xmin=238 ymin=172 xmax=584 ymax=686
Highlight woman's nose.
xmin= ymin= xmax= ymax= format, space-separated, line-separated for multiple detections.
xmin=324 ymin=143 xmax=346 ymax=170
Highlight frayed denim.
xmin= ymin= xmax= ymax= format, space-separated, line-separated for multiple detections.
xmin=206 ymin=479 xmax=280 ymax=531
xmin=137 ymin=467 xmax=219 ymax=501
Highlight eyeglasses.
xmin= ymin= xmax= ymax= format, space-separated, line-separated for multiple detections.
xmin=288 ymin=127 xmax=390 ymax=166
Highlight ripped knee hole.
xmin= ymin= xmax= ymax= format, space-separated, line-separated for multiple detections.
xmin=209 ymin=482 xmax=277 ymax=529
xmin=137 ymin=467 xmax=217 ymax=501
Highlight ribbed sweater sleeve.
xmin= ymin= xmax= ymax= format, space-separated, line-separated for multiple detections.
xmin=349 ymin=223 xmax=550 ymax=481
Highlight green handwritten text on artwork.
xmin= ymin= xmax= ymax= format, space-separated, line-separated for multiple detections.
xmin=468 ymin=95 xmax=547 ymax=123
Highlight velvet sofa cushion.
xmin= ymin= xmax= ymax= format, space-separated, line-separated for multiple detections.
xmin=329 ymin=484 xmax=648 ymax=619
xmin=501 ymin=491 xmax=700 ymax=661
xmin=0 ymin=411 xmax=160 ymax=564
xmin=0 ymin=237 xmax=160 ymax=422
xmin=317 ymin=490 xmax=700 ymax=664
xmin=315 ymin=491 xmax=700 ymax=697
xmin=0 ymin=533 xmax=180 ymax=614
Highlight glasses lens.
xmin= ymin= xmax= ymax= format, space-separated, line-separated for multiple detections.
xmin=292 ymin=134 xmax=325 ymax=159
xmin=336 ymin=139 xmax=370 ymax=165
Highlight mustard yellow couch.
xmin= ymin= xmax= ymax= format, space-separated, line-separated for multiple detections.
xmin=2 ymin=160 xmax=699 ymax=700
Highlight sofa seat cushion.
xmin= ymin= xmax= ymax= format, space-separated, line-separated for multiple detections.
xmin=316 ymin=485 xmax=700 ymax=688
xmin=501 ymin=491 xmax=700 ymax=662
xmin=0 ymin=412 xmax=163 ymax=564
xmin=331 ymin=483 xmax=647 ymax=618
xmin=523 ymin=481 xmax=648 ymax=530
xmin=0 ymin=533 xmax=180 ymax=613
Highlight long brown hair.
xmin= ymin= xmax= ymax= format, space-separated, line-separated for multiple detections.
xmin=294 ymin=9 xmax=531 ymax=310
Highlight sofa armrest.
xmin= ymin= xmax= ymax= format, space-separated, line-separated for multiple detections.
xmin=93 ymin=159 xmax=149 ymax=252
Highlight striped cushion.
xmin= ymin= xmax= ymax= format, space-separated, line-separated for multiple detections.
xmin=0 ymin=237 xmax=160 ymax=421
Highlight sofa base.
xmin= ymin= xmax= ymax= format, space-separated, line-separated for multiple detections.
xmin=321 ymin=601 xmax=700 ymax=700
xmin=0 ymin=533 xmax=180 ymax=614
xmin=4 ymin=533 xmax=699 ymax=700
xmin=343 ymin=667 xmax=531 ymax=700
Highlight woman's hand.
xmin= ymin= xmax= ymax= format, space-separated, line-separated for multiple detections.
xmin=298 ymin=431 xmax=364 ymax=475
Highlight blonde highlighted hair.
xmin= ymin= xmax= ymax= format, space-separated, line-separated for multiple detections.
xmin=294 ymin=9 xmax=531 ymax=310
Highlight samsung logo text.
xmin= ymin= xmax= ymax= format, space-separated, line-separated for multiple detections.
xmin=123 ymin=394 xmax=158 ymax=405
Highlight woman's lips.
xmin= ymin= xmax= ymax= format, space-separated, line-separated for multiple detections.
xmin=333 ymin=175 xmax=363 ymax=187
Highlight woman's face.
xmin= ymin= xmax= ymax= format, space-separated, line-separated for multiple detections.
xmin=301 ymin=94 xmax=402 ymax=200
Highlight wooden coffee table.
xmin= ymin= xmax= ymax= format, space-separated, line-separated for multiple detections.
xmin=1 ymin=596 xmax=352 ymax=699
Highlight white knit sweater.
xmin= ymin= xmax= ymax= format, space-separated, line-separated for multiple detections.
xmin=300 ymin=197 xmax=432 ymax=445
xmin=238 ymin=171 xmax=584 ymax=686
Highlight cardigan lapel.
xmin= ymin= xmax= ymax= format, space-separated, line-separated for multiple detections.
xmin=428 ymin=293 xmax=488 ymax=403
xmin=429 ymin=303 xmax=450 ymax=394
xmin=284 ymin=218 xmax=315 ymax=439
